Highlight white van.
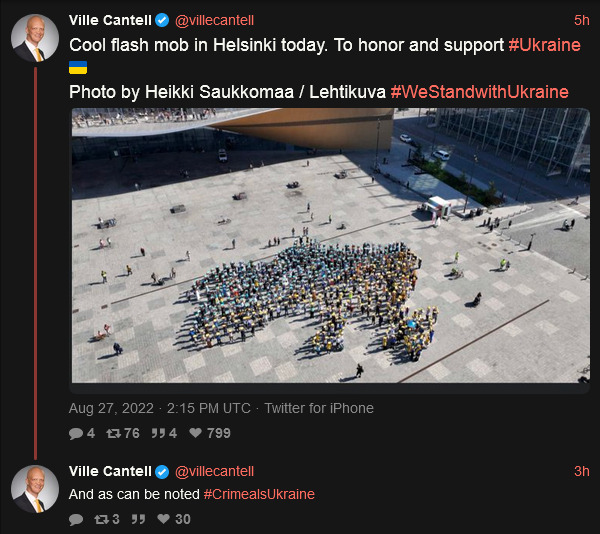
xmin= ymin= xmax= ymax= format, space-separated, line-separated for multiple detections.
xmin=432 ymin=149 xmax=450 ymax=161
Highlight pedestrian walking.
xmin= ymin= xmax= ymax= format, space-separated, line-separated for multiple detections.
xmin=291 ymin=228 xmax=295 ymax=237
xmin=429 ymin=329 xmax=435 ymax=343
xmin=500 ymin=258 xmax=507 ymax=271
xmin=371 ymin=175 xmax=375 ymax=184
xmin=571 ymin=218 xmax=575 ymax=229
xmin=134 ymin=183 xmax=140 ymax=191
xmin=307 ymin=160 xmax=310 ymax=167
xmin=328 ymin=214 xmax=332 ymax=224
xmin=307 ymin=202 xmax=311 ymax=212
xmin=126 ymin=265 xmax=132 ymax=276
xmin=140 ymin=247 xmax=145 ymax=257
xmin=151 ymin=272 xmax=157 ymax=284
xmin=106 ymin=237 xmax=112 ymax=247
xmin=505 ymin=260 xmax=511 ymax=271
xmin=508 ymin=220 xmax=512 ymax=228
xmin=113 ymin=342 xmax=123 ymax=355
xmin=454 ymin=251 xmax=459 ymax=264
xmin=574 ymin=195 xmax=579 ymax=204
xmin=355 ymin=364 xmax=364 ymax=378
xmin=186 ymin=250 xmax=191 ymax=261
xmin=232 ymin=238 xmax=236 ymax=249
xmin=417 ymin=257 xmax=423 ymax=269
xmin=104 ymin=324 xmax=111 ymax=336
xmin=171 ymin=267 xmax=176 ymax=279
xmin=311 ymin=212 xmax=314 ymax=221
xmin=101 ymin=270 xmax=107 ymax=283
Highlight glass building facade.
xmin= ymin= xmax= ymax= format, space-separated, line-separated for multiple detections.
xmin=435 ymin=108 xmax=590 ymax=181
xmin=72 ymin=127 xmax=288 ymax=162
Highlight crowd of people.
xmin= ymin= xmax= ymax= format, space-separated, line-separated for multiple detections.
xmin=183 ymin=240 xmax=438 ymax=360
xmin=381 ymin=305 xmax=438 ymax=362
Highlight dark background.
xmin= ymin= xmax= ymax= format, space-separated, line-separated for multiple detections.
xmin=1 ymin=1 xmax=593 ymax=531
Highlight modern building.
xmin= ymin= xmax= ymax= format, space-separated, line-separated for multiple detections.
xmin=71 ymin=108 xmax=394 ymax=162
xmin=208 ymin=108 xmax=394 ymax=151
xmin=434 ymin=108 xmax=590 ymax=181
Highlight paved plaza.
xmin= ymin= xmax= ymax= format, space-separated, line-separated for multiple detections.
xmin=72 ymin=146 xmax=590 ymax=384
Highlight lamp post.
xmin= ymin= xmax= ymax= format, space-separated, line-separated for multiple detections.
xmin=463 ymin=154 xmax=479 ymax=213
xmin=430 ymin=129 xmax=437 ymax=156
xmin=374 ymin=118 xmax=381 ymax=171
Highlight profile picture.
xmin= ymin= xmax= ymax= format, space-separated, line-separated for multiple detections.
xmin=11 ymin=14 xmax=59 ymax=63
xmin=11 ymin=465 xmax=59 ymax=513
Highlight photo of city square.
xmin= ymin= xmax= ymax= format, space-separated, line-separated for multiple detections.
xmin=71 ymin=108 xmax=590 ymax=384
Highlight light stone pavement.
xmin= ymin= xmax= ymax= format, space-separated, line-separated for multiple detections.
xmin=72 ymin=150 xmax=590 ymax=384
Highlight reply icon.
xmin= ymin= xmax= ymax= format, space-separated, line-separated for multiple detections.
xmin=69 ymin=428 xmax=84 ymax=440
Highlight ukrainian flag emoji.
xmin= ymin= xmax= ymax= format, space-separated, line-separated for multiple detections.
xmin=69 ymin=61 xmax=87 ymax=74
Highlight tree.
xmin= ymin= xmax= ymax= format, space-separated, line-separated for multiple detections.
xmin=413 ymin=145 xmax=424 ymax=163
xmin=485 ymin=180 xmax=500 ymax=204
xmin=430 ymin=158 xmax=443 ymax=178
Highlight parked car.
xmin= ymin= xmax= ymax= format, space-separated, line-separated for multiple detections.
xmin=432 ymin=149 xmax=450 ymax=161
xmin=218 ymin=149 xmax=228 ymax=162
xmin=400 ymin=134 xmax=412 ymax=143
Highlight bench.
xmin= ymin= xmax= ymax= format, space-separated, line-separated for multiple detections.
xmin=97 ymin=218 xmax=117 ymax=229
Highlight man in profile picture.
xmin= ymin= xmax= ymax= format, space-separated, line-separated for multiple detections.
xmin=13 ymin=15 xmax=46 ymax=62
xmin=13 ymin=466 xmax=46 ymax=513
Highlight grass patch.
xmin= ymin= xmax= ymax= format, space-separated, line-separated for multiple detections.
xmin=411 ymin=153 xmax=503 ymax=207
